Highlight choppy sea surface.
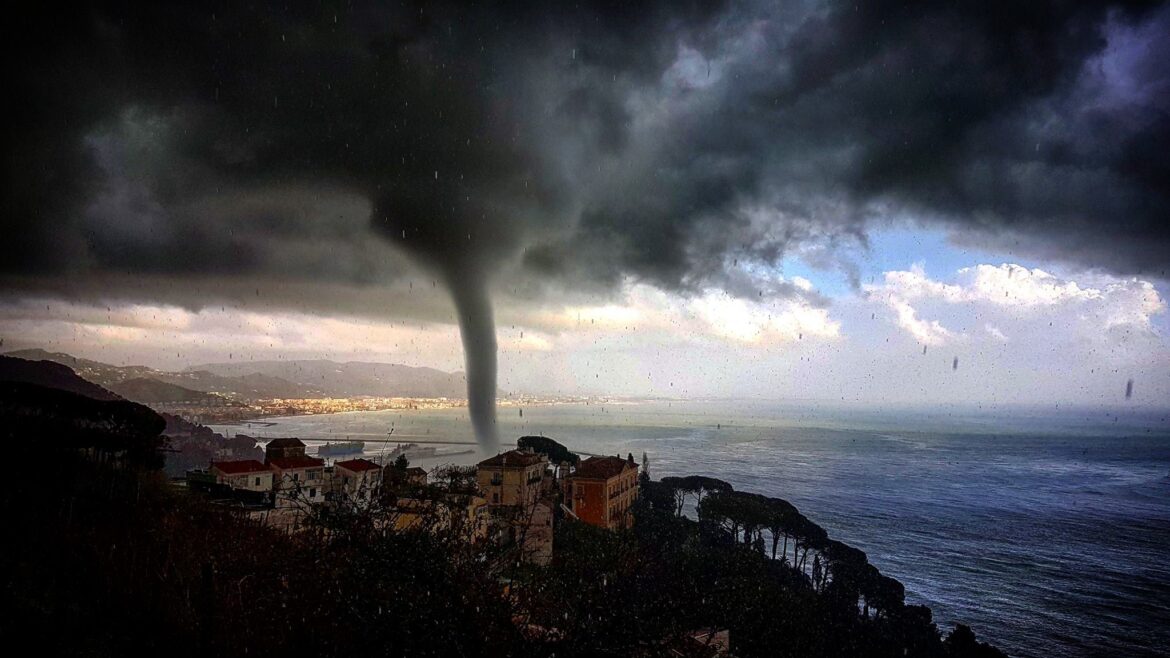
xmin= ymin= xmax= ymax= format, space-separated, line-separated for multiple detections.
xmin=213 ymin=400 xmax=1170 ymax=657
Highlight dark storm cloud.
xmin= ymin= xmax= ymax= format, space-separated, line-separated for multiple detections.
xmin=561 ymin=0 xmax=1170 ymax=286
xmin=5 ymin=0 xmax=1168 ymax=445
xmin=5 ymin=0 xmax=1168 ymax=303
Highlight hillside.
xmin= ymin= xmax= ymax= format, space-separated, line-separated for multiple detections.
xmin=106 ymin=377 xmax=235 ymax=405
xmin=6 ymin=350 xmax=463 ymax=400
xmin=187 ymin=359 xmax=468 ymax=398
xmin=158 ymin=370 xmax=322 ymax=399
xmin=0 ymin=353 xmax=265 ymax=475
xmin=0 ymin=355 xmax=122 ymax=401
xmin=4 ymin=349 xmax=155 ymax=388
xmin=5 ymin=349 xmax=320 ymax=399
xmin=0 ymin=381 xmax=165 ymax=467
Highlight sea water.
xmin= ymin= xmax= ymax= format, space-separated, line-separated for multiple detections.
xmin=212 ymin=400 xmax=1170 ymax=657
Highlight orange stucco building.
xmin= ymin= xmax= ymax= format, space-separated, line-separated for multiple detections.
xmin=565 ymin=455 xmax=639 ymax=530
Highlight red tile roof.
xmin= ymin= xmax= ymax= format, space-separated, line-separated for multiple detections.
xmin=335 ymin=458 xmax=382 ymax=473
xmin=210 ymin=460 xmax=270 ymax=475
xmin=267 ymin=456 xmax=325 ymax=470
xmin=478 ymin=449 xmax=547 ymax=468
xmin=570 ymin=456 xmax=634 ymax=481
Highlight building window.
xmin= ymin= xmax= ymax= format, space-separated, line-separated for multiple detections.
xmin=309 ymin=487 xmax=317 ymax=498
xmin=492 ymin=493 xmax=499 ymax=503
xmin=254 ymin=477 xmax=261 ymax=486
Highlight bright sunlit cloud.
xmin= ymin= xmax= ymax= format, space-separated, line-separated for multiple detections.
xmin=2 ymin=263 xmax=1167 ymax=405
xmin=867 ymin=264 xmax=1166 ymax=346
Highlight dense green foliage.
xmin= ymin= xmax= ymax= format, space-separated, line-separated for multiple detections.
xmin=518 ymin=435 xmax=580 ymax=466
xmin=510 ymin=481 xmax=1007 ymax=658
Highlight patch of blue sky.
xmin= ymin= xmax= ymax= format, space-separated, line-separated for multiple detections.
xmin=778 ymin=225 xmax=1011 ymax=298
xmin=860 ymin=227 xmax=1011 ymax=281
xmin=792 ymin=262 xmax=857 ymax=299
xmin=776 ymin=225 xmax=1169 ymax=339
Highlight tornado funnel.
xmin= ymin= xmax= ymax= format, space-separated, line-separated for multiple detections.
xmin=443 ymin=267 xmax=499 ymax=451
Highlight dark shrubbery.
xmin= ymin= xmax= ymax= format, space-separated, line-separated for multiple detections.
xmin=518 ymin=435 xmax=580 ymax=466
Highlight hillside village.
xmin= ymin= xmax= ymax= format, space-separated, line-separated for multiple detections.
xmin=3 ymin=351 xmax=1007 ymax=657
xmin=187 ymin=437 xmax=644 ymax=566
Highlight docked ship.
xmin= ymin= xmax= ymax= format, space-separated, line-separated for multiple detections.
xmin=387 ymin=442 xmax=438 ymax=460
xmin=317 ymin=440 xmax=365 ymax=457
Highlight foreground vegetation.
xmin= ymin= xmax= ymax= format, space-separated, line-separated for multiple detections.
xmin=1 ymin=381 xmax=1006 ymax=657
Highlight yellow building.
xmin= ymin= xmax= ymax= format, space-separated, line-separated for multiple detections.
xmin=392 ymin=492 xmax=490 ymax=541
xmin=476 ymin=449 xmax=549 ymax=507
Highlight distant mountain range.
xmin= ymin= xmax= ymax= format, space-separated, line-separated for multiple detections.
xmin=151 ymin=370 xmax=323 ymax=399
xmin=187 ymin=359 xmax=468 ymax=398
xmin=4 ymin=349 xmax=468 ymax=400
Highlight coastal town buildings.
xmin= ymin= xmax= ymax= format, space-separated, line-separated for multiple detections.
xmin=268 ymin=454 xmax=327 ymax=508
xmin=190 ymin=438 xmax=389 ymax=524
xmin=391 ymin=491 xmax=491 ymax=541
xmin=476 ymin=449 xmax=549 ymax=507
xmin=565 ymin=455 xmax=640 ymax=530
xmin=476 ymin=448 xmax=556 ymax=565
xmin=383 ymin=463 xmax=427 ymax=490
xmin=405 ymin=466 xmax=428 ymax=486
xmin=518 ymin=499 xmax=555 ymax=565
xmin=264 ymin=437 xmax=308 ymax=460
xmin=190 ymin=438 xmax=637 ymax=561
xmin=262 ymin=438 xmax=327 ymax=508
xmin=332 ymin=458 xmax=383 ymax=504
xmin=209 ymin=459 xmax=273 ymax=493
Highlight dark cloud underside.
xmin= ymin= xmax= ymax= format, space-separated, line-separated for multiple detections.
xmin=3 ymin=0 xmax=1168 ymax=303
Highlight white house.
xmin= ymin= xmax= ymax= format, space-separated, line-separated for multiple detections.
xmin=333 ymin=458 xmax=383 ymax=505
xmin=209 ymin=459 xmax=273 ymax=492
xmin=267 ymin=455 xmax=327 ymax=508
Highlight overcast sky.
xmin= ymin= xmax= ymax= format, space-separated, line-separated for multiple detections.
xmin=2 ymin=1 xmax=1168 ymax=407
